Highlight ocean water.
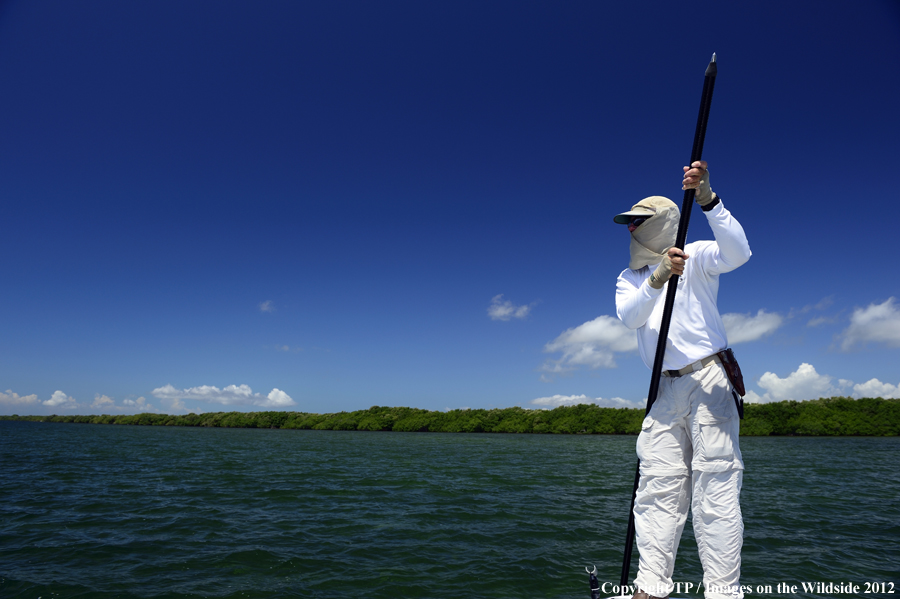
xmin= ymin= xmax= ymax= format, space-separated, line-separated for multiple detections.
xmin=1 ymin=421 xmax=897 ymax=598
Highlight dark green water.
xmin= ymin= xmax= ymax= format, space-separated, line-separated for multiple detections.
xmin=1 ymin=421 xmax=897 ymax=598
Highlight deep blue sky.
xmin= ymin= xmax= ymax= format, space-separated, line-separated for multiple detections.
xmin=2 ymin=0 xmax=899 ymax=415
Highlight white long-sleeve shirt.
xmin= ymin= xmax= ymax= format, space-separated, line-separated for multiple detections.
xmin=615 ymin=201 xmax=751 ymax=371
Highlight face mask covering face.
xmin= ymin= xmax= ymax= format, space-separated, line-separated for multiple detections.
xmin=628 ymin=196 xmax=680 ymax=270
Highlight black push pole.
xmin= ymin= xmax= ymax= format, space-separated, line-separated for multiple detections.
xmin=618 ymin=53 xmax=718 ymax=588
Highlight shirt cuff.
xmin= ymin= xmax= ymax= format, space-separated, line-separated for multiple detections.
xmin=701 ymin=194 xmax=721 ymax=212
xmin=702 ymin=195 xmax=725 ymax=215
xmin=641 ymin=276 xmax=666 ymax=296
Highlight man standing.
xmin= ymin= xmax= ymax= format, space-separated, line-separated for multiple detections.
xmin=614 ymin=161 xmax=751 ymax=599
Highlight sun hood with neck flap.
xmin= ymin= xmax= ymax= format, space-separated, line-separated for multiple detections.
xmin=628 ymin=196 xmax=680 ymax=270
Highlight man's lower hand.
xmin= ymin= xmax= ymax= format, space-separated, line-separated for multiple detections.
xmin=648 ymin=247 xmax=689 ymax=289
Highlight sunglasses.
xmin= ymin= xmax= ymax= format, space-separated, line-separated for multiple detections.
xmin=629 ymin=216 xmax=651 ymax=227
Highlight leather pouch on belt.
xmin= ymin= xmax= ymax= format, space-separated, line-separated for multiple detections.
xmin=716 ymin=348 xmax=745 ymax=419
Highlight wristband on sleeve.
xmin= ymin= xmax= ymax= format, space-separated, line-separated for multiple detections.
xmin=701 ymin=193 xmax=720 ymax=211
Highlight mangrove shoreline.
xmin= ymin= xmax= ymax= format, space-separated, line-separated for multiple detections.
xmin=3 ymin=397 xmax=899 ymax=436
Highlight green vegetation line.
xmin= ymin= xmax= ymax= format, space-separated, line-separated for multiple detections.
xmin=3 ymin=397 xmax=899 ymax=436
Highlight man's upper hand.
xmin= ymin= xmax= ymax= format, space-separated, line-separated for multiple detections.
xmin=682 ymin=160 xmax=707 ymax=189
xmin=683 ymin=160 xmax=715 ymax=206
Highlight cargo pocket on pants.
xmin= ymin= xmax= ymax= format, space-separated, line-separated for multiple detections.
xmin=636 ymin=415 xmax=654 ymax=463
xmin=697 ymin=412 xmax=734 ymax=460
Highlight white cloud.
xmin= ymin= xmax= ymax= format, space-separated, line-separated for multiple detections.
xmin=722 ymin=309 xmax=783 ymax=344
xmin=165 ymin=396 xmax=189 ymax=412
xmin=743 ymin=389 xmax=765 ymax=404
xmin=789 ymin=296 xmax=834 ymax=318
xmin=542 ymin=315 xmax=637 ymax=372
xmin=120 ymin=396 xmax=166 ymax=413
xmin=530 ymin=394 xmax=642 ymax=409
xmin=852 ymin=378 xmax=900 ymax=399
xmin=259 ymin=300 xmax=275 ymax=313
xmin=274 ymin=345 xmax=304 ymax=353
xmin=264 ymin=388 xmax=295 ymax=407
xmin=840 ymin=297 xmax=900 ymax=350
xmin=748 ymin=363 xmax=844 ymax=403
xmin=811 ymin=296 xmax=835 ymax=311
xmin=91 ymin=394 xmax=115 ymax=409
xmin=0 ymin=390 xmax=40 ymax=407
xmin=531 ymin=394 xmax=593 ymax=407
xmin=59 ymin=394 xmax=167 ymax=414
xmin=151 ymin=384 xmax=296 ymax=408
xmin=488 ymin=294 xmax=532 ymax=321
xmin=43 ymin=390 xmax=78 ymax=409
xmin=806 ymin=316 xmax=836 ymax=327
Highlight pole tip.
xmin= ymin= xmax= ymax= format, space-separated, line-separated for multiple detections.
xmin=705 ymin=53 xmax=717 ymax=76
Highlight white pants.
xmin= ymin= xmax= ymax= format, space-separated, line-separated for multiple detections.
xmin=633 ymin=363 xmax=744 ymax=599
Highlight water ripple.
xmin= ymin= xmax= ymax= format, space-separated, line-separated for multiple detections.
xmin=1 ymin=423 xmax=897 ymax=598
